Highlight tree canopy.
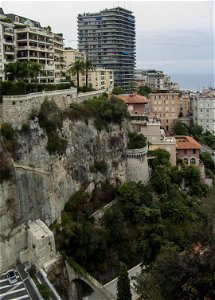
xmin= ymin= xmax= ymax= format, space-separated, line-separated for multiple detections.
xmin=117 ymin=264 xmax=132 ymax=300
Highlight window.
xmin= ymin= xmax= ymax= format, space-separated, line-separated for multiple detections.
xmin=184 ymin=150 xmax=187 ymax=154
xmin=190 ymin=158 xmax=196 ymax=165
xmin=193 ymin=149 xmax=196 ymax=154
xmin=183 ymin=158 xmax=188 ymax=165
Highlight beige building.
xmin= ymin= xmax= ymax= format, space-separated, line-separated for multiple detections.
xmin=0 ymin=11 xmax=16 ymax=81
xmin=82 ymin=68 xmax=114 ymax=92
xmin=64 ymin=47 xmax=86 ymax=70
xmin=131 ymin=114 xmax=177 ymax=165
xmin=53 ymin=33 xmax=66 ymax=82
xmin=0 ymin=9 xmax=65 ymax=83
xmin=150 ymin=91 xmax=180 ymax=132
xmin=64 ymin=48 xmax=114 ymax=92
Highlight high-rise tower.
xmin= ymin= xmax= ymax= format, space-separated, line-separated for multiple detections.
xmin=77 ymin=7 xmax=135 ymax=89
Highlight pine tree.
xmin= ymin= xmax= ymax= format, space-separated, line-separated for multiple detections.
xmin=117 ymin=264 xmax=132 ymax=300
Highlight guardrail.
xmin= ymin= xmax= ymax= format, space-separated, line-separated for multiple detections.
xmin=125 ymin=146 xmax=148 ymax=156
xmin=3 ymin=88 xmax=77 ymax=100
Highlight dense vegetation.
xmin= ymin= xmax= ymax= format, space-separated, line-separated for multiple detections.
xmin=0 ymin=123 xmax=20 ymax=159
xmin=117 ymin=264 xmax=132 ymax=300
xmin=0 ymin=152 xmax=11 ymax=182
xmin=138 ymin=85 xmax=151 ymax=98
xmin=190 ymin=123 xmax=215 ymax=150
xmin=172 ymin=121 xmax=215 ymax=150
xmin=127 ymin=132 xmax=147 ymax=149
xmin=65 ymin=95 xmax=129 ymax=130
xmin=53 ymin=148 xmax=214 ymax=293
xmin=37 ymin=99 xmax=67 ymax=155
xmin=0 ymin=81 xmax=71 ymax=100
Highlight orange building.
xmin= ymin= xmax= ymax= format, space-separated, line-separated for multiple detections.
xmin=150 ymin=91 xmax=180 ymax=132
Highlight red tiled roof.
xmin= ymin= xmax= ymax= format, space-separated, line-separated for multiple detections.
xmin=175 ymin=136 xmax=201 ymax=150
xmin=116 ymin=93 xmax=149 ymax=104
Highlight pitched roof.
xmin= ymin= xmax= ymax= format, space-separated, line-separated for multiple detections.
xmin=175 ymin=136 xmax=201 ymax=150
xmin=116 ymin=93 xmax=149 ymax=104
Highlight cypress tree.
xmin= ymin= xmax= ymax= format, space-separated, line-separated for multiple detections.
xmin=117 ymin=263 xmax=132 ymax=300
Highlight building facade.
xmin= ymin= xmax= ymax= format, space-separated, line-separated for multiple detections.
xmin=77 ymin=7 xmax=135 ymax=88
xmin=192 ymin=89 xmax=215 ymax=135
xmin=116 ymin=93 xmax=149 ymax=115
xmin=0 ymin=10 xmax=16 ymax=81
xmin=64 ymin=48 xmax=114 ymax=92
xmin=134 ymin=69 xmax=179 ymax=91
xmin=0 ymin=8 xmax=65 ymax=83
xmin=150 ymin=91 xmax=180 ymax=132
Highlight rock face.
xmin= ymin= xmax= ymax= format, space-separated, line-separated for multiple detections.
xmin=0 ymin=118 xmax=129 ymax=271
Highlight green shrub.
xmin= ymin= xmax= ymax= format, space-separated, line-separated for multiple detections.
xmin=90 ymin=161 xmax=108 ymax=174
xmin=127 ymin=132 xmax=147 ymax=149
xmin=21 ymin=123 xmax=30 ymax=134
xmin=1 ymin=123 xmax=14 ymax=140
xmin=46 ymin=135 xmax=67 ymax=155
xmin=29 ymin=109 xmax=39 ymax=120
xmin=1 ymin=81 xmax=71 ymax=97
xmin=0 ymin=153 xmax=11 ymax=182
xmin=38 ymin=99 xmax=63 ymax=131
xmin=37 ymin=284 xmax=51 ymax=300
xmin=28 ymin=265 xmax=36 ymax=280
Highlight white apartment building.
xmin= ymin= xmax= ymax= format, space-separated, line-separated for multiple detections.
xmin=193 ymin=90 xmax=215 ymax=135
xmin=0 ymin=11 xmax=16 ymax=81
xmin=0 ymin=8 xmax=65 ymax=83
xmin=134 ymin=69 xmax=179 ymax=91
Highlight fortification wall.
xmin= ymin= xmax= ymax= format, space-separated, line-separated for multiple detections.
xmin=1 ymin=89 xmax=104 ymax=125
xmin=125 ymin=147 xmax=149 ymax=183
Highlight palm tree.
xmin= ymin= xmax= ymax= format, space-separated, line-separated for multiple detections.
xmin=84 ymin=58 xmax=94 ymax=87
xmin=5 ymin=61 xmax=22 ymax=81
xmin=28 ymin=61 xmax=43 ymax=83
xmin=68 ymin=59 xmax=85 ymax=92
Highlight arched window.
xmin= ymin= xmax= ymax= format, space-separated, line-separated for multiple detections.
xmin=190 ymin=158 xmax=196 ymax=165
xmin=183 ymin=158 xmax=188 ymax=165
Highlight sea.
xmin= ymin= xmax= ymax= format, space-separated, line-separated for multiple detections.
xmin=169 ymin=73 xmax=214 ymax=92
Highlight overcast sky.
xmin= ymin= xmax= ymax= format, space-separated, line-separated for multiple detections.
xmin=1 ymin=0 xmax=214 ymax=74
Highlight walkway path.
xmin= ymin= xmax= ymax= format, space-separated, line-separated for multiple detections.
xmin=12 ymin=160 xmax=51 ymax=176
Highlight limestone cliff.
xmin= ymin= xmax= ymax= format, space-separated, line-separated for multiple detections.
xmin=0 ymin=118 xmax=130 ymax=271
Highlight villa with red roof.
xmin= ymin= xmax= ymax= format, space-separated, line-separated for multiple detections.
xmin=175 ymin=136 xmax=205 ymax=181
xmin=115 ymin=93 xmax=149 ymax=114
xmin=175 ymin=136 xmax=201 ymax=166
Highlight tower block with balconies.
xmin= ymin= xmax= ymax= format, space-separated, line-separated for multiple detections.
xmin=78 ymin=6 xmax=136 ymax=89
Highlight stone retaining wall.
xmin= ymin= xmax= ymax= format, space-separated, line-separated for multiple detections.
xmin=0 ymin=89 xmax=105 ymax=125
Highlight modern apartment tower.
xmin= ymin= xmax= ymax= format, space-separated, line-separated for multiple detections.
xmin=78 ymin=7 xmax=135 ymax=88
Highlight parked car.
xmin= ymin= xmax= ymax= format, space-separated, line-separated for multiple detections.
xmin=6 ymin=269 xmax=17 ymax=284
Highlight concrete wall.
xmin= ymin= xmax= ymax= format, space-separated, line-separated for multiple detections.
xmin=0 ymin=219 xmax=55 ymax=272
xmin=140 ymin=122 xmax=161 ymax=144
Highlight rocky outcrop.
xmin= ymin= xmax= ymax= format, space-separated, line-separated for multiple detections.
xmin=0 ymin=117 xmax=130 ymax=271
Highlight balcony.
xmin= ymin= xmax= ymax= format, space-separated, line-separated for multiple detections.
xmin=4 ymin=48 xmax=15 ymax=54
xmin=4 ymin=28 xmax=14 ymax=36
xmin=3 ymin=39 xmax=14 ymax=45
xmin=5 ymin=58 xmax=15 ymax=63
xmin=44 ymin=64 xmax=55 ymax=71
